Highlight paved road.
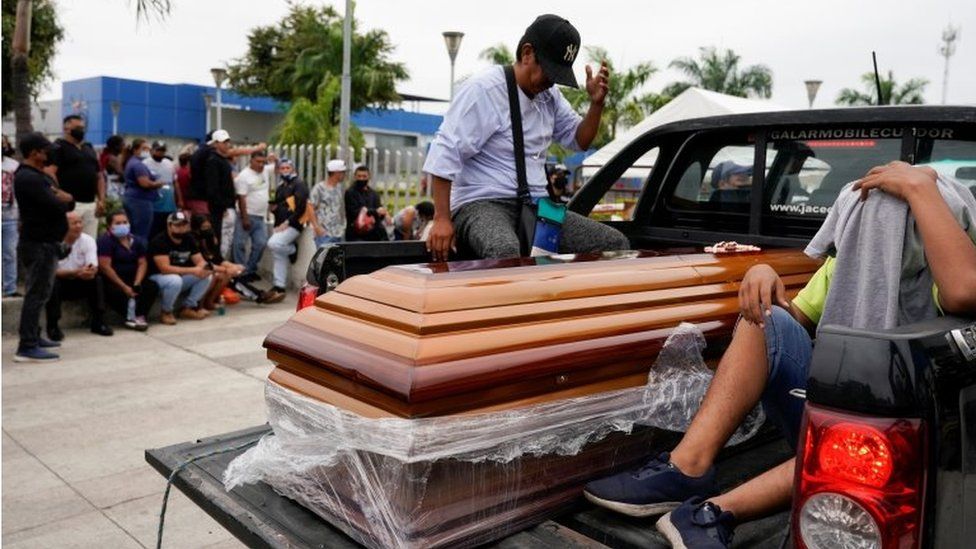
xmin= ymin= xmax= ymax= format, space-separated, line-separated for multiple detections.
xmin=2 ymin=298 xmax=296 ymax=548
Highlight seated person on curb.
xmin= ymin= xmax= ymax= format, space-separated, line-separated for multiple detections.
xmin=46 ymin=211 xmax=113 ymax=340
xmin=191 ymin=214 xmax=244 ymax=310
xmin=707 ymin=160 xmax=753 ymax=205
xmin=583 ymin=162 xmax=976 ymax=549
xmin=423 ymin=15 xmax=629 ymax=261
xmin=148 ymin=211 xmax=213 ymax=324
xmin=98 ymin=210 xmax=158 ymax=331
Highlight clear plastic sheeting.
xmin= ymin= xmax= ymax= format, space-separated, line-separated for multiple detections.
xmin=224 ymin=322 xmax=763 ymax=549
xmin=640 ymin=322 xmax=765 ymax=445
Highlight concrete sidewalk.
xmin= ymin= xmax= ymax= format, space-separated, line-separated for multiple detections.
xmin=2 ymin=297 xmax=297 ymax=548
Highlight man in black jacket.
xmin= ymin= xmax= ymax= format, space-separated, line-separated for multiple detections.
xmin=189 ymin=129 xmax=236 ymax=248
xmin=13 ymin=133 xmax=75 ymax=362
xmin=264 ymin=159 xmax=308 ymax=302
xmin=344 ymin=165 xmax=388 ymax=241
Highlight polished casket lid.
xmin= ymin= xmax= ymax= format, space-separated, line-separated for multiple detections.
xmin=264 ymin=249 xmax=821 ymax=417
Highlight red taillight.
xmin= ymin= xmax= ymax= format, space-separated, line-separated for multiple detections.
xmin=296 ymin=283 xmax=319 ymax=311
xmin=793 ymin=404 xmax=926 ymax=549
xmin=817 ymin=422 xmax=893 ymax=488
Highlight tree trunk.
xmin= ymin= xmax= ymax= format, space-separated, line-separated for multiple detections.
xmin=11 ymin=0 xmax=34 ymax=139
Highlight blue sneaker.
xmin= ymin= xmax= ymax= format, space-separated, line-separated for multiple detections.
xmin=656 ymin=497 xmax=735 ymax=549
xmin=583 ymin=452 xmax=717 ymax=516
xmin=38 ymin=337 xmax=61 ymax=348
xmin=13 ymin=346 xmax=60 ymax=363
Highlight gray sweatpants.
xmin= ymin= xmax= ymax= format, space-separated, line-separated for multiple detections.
xmin=453 ymin=199 xmax=630 ymax=259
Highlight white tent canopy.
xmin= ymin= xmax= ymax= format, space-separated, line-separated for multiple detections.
xmin=581 ymin=88 xmax=789 ymax=179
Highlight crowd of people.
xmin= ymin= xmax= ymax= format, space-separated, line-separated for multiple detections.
xmin=2 ymin=115 xmax=433 ymax=363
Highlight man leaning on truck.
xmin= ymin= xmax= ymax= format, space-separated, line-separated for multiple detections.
xmin=423 ymin=14 xmax=629 ymax=261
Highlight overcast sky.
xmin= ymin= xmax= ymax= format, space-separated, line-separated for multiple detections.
xmin=43 ymin=0 xmax=975 ymax=112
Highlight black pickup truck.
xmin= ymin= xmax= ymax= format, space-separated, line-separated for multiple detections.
xmin=150 ymin=106 xmax=976 ymax=548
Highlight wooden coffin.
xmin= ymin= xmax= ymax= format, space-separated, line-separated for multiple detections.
xmin=260 ymin=248 xmax=821 ymax=548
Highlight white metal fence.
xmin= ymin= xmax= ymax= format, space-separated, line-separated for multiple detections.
xmin=266 ymin=144 xmax=432 ymax=213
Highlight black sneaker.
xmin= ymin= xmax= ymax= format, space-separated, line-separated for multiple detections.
xmin=38 ymin=337 xmax=62 ymax=348
xmin=656 ymin=497 xmax=735 ymax=549
xmin=13 ymin=346 xmax=60 ymax=362
xmin=90 ymin=322 xmax=114 ymax=336
xmin=583 ymin=452 xmax=717 ymax=517
xmin=47 ymin=325 xmax=65 ymax=342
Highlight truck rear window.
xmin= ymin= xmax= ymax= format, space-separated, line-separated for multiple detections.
xmin=765 ymin=138 xmax=903 ymax=217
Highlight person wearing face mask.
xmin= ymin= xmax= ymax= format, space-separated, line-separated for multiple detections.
xmin=45 ymin=115 xmax=105 ymax=238
xmin=147 ymin=211 xmax=213 ymax=324
xmin=13 ymin=133 xmax=74 ymax=362
xmin=121 ymin=138 xmax=163 ymax=243
xmin=98 ymin=211 xmax=157 ymax=331
xmin=423 ymin=14 xmax=629 ymax=261
xmin=343 ymin=165 xmax=389 ymax=242
xmin=144 ymin=141 xmax=180 ymax=241
xmin=264 ymin=158 xmax=310 ymax=302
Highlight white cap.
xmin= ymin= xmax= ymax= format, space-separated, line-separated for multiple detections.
xmin=209 ymin=129 xmax=231 ymax=144
xmin=327 ymin=159 xmax=347 ymax=173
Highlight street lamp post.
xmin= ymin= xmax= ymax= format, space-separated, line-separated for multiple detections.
xmin=111 ymin=100 xmax=120 ymax=135
xmin=804 ymin=80 xmax=823 ymax=108
xmin=442 ymin=31 xmax=464 ymax=100
xmin=210 ymin=67 xmax=228 ymax=130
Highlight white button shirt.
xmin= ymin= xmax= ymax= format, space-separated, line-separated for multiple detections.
xmin=423 ymin=66 xmax=582 ymax=213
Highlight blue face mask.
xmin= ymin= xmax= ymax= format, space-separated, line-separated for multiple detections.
xmin=111 ymin=223 xmax=131 ymax=238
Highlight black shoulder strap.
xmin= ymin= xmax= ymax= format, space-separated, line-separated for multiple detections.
xmin=504 ymin=65 xmax=531 ymax=204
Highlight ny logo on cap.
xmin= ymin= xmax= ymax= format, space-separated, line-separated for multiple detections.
xmin=564 ymin=43 xmax=577 ymax=62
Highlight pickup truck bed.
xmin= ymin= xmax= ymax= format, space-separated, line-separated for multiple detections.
xmin=146 ymin=426 xmax=794 ymax=548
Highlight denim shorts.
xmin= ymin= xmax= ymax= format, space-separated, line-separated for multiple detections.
xmin=758 ymin=306 xmax=814 ymax=449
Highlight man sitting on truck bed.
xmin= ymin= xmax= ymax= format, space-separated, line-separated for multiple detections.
xmin=584 ymin=161 xmax=976 ymax=549
xmin=423 ymin=14 xmax=629 ymax=261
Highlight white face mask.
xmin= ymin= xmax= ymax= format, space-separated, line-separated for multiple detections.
xmin=139 ymin=150 xmax=150 ymax=159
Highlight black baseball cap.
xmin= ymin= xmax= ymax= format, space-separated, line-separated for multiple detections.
xmin=166 ymin=211 xmax=189 ymax=225
xmin=521 ymin=14 xmax=581 ymax=88
xmin=18 ymin=132 xmax=52 ymax=157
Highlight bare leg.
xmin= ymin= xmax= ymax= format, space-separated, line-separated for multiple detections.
xmin=203 ymin=272 xmax=231 ymax=310
xmin=711 ymin=459 xmax=794 ymax=521
xmin=668 ymin=321 xmax=769 ymax=476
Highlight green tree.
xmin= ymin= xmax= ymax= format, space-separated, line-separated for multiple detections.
xmin=836 ymin=71 xmax=928 ymax=106
xmin=2 ymin=0 xmax=64 ymax=125
xmin=479 ymin=43 xmax=514 ymax=65
xmin=559 ymin=46 xmax=663 ymax=147
xmin=667 ymin=46 xmax=773 ymax=98
xmin=273 ymin=74 xmax=365 ymax=150
xmin=227 ymin=2 xmax=408 ymax=124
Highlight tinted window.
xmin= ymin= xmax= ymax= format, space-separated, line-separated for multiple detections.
xmin=917 ymin=138 xmax=976 ymax=193
xmin=669 ymin=144 xmax=756 ymax=212
xmin=765 ymin=138 xmax=903 ymax=218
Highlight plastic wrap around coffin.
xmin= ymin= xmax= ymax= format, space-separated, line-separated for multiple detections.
xmin=227 ymin=325 xmax=767 ymax=549
xmin=263 ymin=249 xmax=822 ymax=418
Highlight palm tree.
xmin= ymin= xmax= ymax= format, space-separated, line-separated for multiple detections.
xmin=667 ymin=47 xmax=773 ymax=98
xmin=10 ymin=0 xmax=33 ymax=137
xmin=479 ymin=43 xmax=514 ymax=65
xmin=836 ymin=71 xmax=928 ymax=105
xmin=9 ymin=0 xmax=169 ymax=138
xmin=560 ymin=46 xmax=659 ymax=144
